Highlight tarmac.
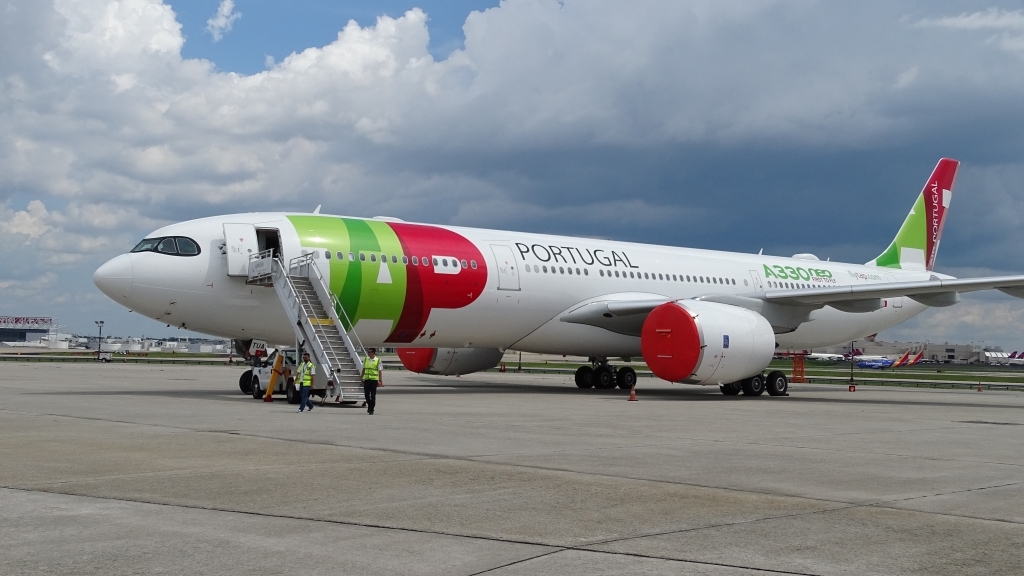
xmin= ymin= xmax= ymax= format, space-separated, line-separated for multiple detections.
xmin=1 ymin=363 xmax=1023 ymax=575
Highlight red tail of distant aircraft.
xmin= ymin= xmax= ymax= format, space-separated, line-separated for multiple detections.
xmin=891 ymin=351 xmax=911 ymax=368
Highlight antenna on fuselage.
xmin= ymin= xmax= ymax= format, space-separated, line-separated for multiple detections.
xmin=313 ymin=205 xmax=321 ymax=214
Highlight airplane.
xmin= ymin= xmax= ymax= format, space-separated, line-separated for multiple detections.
xmin=806 ymin=353 xmax=845 ymax=362
xmin=93 ymin=158 xmax=1024 ymax=397
xmin=857 ymin=358 xmax=895 ymax=369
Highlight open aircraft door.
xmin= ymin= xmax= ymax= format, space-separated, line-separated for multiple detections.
xmin=491 ymin=245 xmax=521 ymax=291
xmin=224 ymin=223 xmax=258 ymax=277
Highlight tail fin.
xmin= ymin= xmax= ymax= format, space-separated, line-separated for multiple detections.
xmin=869 ymin=158 xmax=960 ymax=271
xmin=892 ymin=351 xmax=911 ymax=367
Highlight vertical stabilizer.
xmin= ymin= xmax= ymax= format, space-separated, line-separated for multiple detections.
xmin=869 ymin=158 xmax=959 ymax=271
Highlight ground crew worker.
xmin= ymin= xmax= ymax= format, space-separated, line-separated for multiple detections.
xmin=361 ymin=348 xmax=383 ymax=415
xmin=296 ymin=352 xmax=316 ymax=413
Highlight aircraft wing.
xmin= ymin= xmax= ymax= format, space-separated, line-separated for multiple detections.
xmin=764 ymin=275 xmax=1024 ymax=310
xmin=560 ymin=275 xmax=1024 ymax=336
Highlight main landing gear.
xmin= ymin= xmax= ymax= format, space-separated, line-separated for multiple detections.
xmin=720 ymin=370 xmax=788 ymax=397
xmin=575 ymin=358 xmax=637 ymax=390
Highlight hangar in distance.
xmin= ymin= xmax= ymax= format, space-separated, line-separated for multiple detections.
xmin=94 ymin=159 xmax=1024 ymax=396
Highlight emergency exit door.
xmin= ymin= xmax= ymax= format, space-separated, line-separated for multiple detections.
xmin=491 ymin=245 xmax=521 ymax=291
xmin=224 ymin=223 xmax=258 ymax=277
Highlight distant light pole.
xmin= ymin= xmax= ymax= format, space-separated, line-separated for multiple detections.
xmin=95 ymin=321 xmax=104 ymax=360
xmin=849 ymin=340 xmax=856 ymax=383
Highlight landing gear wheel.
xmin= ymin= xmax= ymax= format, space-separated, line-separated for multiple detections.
xmin=594 ymin=367 xmax=616 ymax=389
xmin=741 ymin=374 xmax=765 ymax=396
xmin=720 ymin=381 xmax=741 ymax=396
xmin=239 ymin=370 xmax=253 ymax=395
xmin=250 ymin=376 xmax=263 ymax=399
xmin=617 ymin=367 xmax=637 ymax=389
xmin=575 ymin=366 xmax=595 ymax=389
xmin=765 ymin=371 xmax=789 ymax=396
xmin=286 ymin=384 xmax=300 ymax=404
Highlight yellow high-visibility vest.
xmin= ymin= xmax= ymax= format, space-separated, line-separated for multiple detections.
xmin=297 ymin=361 xmax=316 ymax=387
xmin=362 ymin=357 xmax=381 ymax=381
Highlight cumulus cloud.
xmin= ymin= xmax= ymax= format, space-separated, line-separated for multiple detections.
xmin=1 ymin=0 xmax=1024 ymax=344
xmin=206 ymin=0 xmax=241 ymax=42
xmin=917 ymin=8 xmax=1024 ymax=57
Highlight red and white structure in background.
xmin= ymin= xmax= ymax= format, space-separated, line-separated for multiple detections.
xmin=0 ymin=317 xmax=54 ymax=330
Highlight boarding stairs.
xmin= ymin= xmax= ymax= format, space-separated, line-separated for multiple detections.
xmin=248 ymin=250 xmax=366 ymax=403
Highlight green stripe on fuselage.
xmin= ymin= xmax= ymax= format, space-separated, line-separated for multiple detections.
xmin=287 ymin=216 xmax=407 ymax=332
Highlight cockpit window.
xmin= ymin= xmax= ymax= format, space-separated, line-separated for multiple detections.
xmin=157 ymin=238 xmax=178 ymax=254
xmin=176 ymin=238 xmax=199 ymax=255
xmin=131 ymin=236 xmax=202 ymax=257
xmin=131 ymin=238 xmax=161 ymax=252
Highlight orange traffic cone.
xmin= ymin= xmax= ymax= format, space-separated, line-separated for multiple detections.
xmin=977 ymin=382 xmax=983 ymax=392
xmin=263 ymin=394 xmax=273 ymax=402
xmin=849 ymin=384 xmax=856 ymax=392
xmin=628 ymin=385 xmax=637 ymax=401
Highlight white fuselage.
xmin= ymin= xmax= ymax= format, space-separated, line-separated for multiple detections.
xmin=95 ymin=213 xmax=935 ymax=356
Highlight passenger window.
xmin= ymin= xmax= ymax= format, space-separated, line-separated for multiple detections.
xmin=576 ymin=268 xmax=581 ymax=275
xmin=461 ymin=259 xmax=468 ymax=268
xmin=584 ymin=269 xmax=588 ymax=276
xmin=372 ymin=254 xmax=378 ymax=262
xmin=600 ymin=270 xmax=604 ymax=277
xmin=567 ymin=268 xmax=572 ymax=275
xmin=391 ymin=255 xmax=397 ymax=264
xmin=471 ymin=260 xmax=478 ymax=269
xmin=559 ymin=267 xmax=564 ymax=274
xmin=349 ymin=252 xmax=355 ymax=261
xmin=359 ymin=253 xmax=366 ymax=261
xmin=543 ymin=265 xmax=548 ymax=273
xmin=402 ymin=256 xmax=408 ymax=264
xmin=175 ymin=237 xmax=199 ymax=255
xmin=433 ymin=257 xmax=439 ymax=266
xmin=423 ymin=256 xmax=429 ymax=265
xmin=524 ymin=265 xmax=530 ymax=273
xmin=442 ymin=259 xmax=448 ymax=267
xmin=744 ymin=280 xmax=749 ymax=286
xmin=412 ymin=256 xmax=418 ymax=265
xmin=157 ymin=238 xmax=178 ymax=254
xmin=615 ymin=270 xmax=620 ymax=278
xmin=686 ymin=275 xmax=691 ymax=282
xmin=324 ymin=250 xmax=331 ymax=260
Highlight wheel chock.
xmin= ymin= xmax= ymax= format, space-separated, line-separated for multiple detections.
xmin=628 ymin=385 xmax=637 ymax=402
xmin=849 ymin=384 xmax=856 ymax=392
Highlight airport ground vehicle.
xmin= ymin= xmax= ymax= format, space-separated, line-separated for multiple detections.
xmin=237 ymin=347 xmax=363 ymax=404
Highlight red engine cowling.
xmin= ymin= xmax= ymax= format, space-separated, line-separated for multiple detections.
xmin=397 ymin=347 xmax=504 ymax=376
xmin=641 ymin=301 xmax=775 ymax=385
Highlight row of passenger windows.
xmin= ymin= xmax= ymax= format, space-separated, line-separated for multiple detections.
xmin=768 ymin=280 xmax=821 ymax=290
xmin=131 ymin=237 xmax=201 ymax=256
xmin=312 ymin=250 xmax=478 ymax=270
xmin=522 ymin=264 xmax=739 ymax=286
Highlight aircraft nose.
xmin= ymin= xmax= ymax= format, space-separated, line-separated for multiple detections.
xmin=93 ymin=254 xmax=133 ymax=302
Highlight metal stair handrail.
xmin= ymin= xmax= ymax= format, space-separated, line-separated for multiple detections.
xmin=286 ymin=253 xmax=366 ymax=372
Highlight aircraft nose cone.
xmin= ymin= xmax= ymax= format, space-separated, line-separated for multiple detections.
xmin=94 ymin=254 xmax=133 ymax=302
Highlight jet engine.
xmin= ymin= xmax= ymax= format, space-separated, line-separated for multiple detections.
xmin=641 ymin=300 xmax=775 ymax=385
xmin=397 ymin=347 xmax=505 ymax=376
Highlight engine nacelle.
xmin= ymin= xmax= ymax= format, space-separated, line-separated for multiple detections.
xmin=641 ymin=300 xmax=775 ymax=385
xmin=397 ymin=347 xmax=504 ymax=376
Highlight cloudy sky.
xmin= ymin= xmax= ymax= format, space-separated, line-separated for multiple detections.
xmin=2 ymin=0 xmax=1024 ymax=349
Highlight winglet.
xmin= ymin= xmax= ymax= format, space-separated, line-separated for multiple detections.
xmin=869 ymin=158 xmax=959 ymax=271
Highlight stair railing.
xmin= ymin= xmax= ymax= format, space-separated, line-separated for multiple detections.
xmin=287 ymin=253 xmax=365 ymax=373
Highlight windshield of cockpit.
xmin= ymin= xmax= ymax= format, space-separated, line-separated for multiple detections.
xmin=131 ymin=237 xmax=201 ymax=256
